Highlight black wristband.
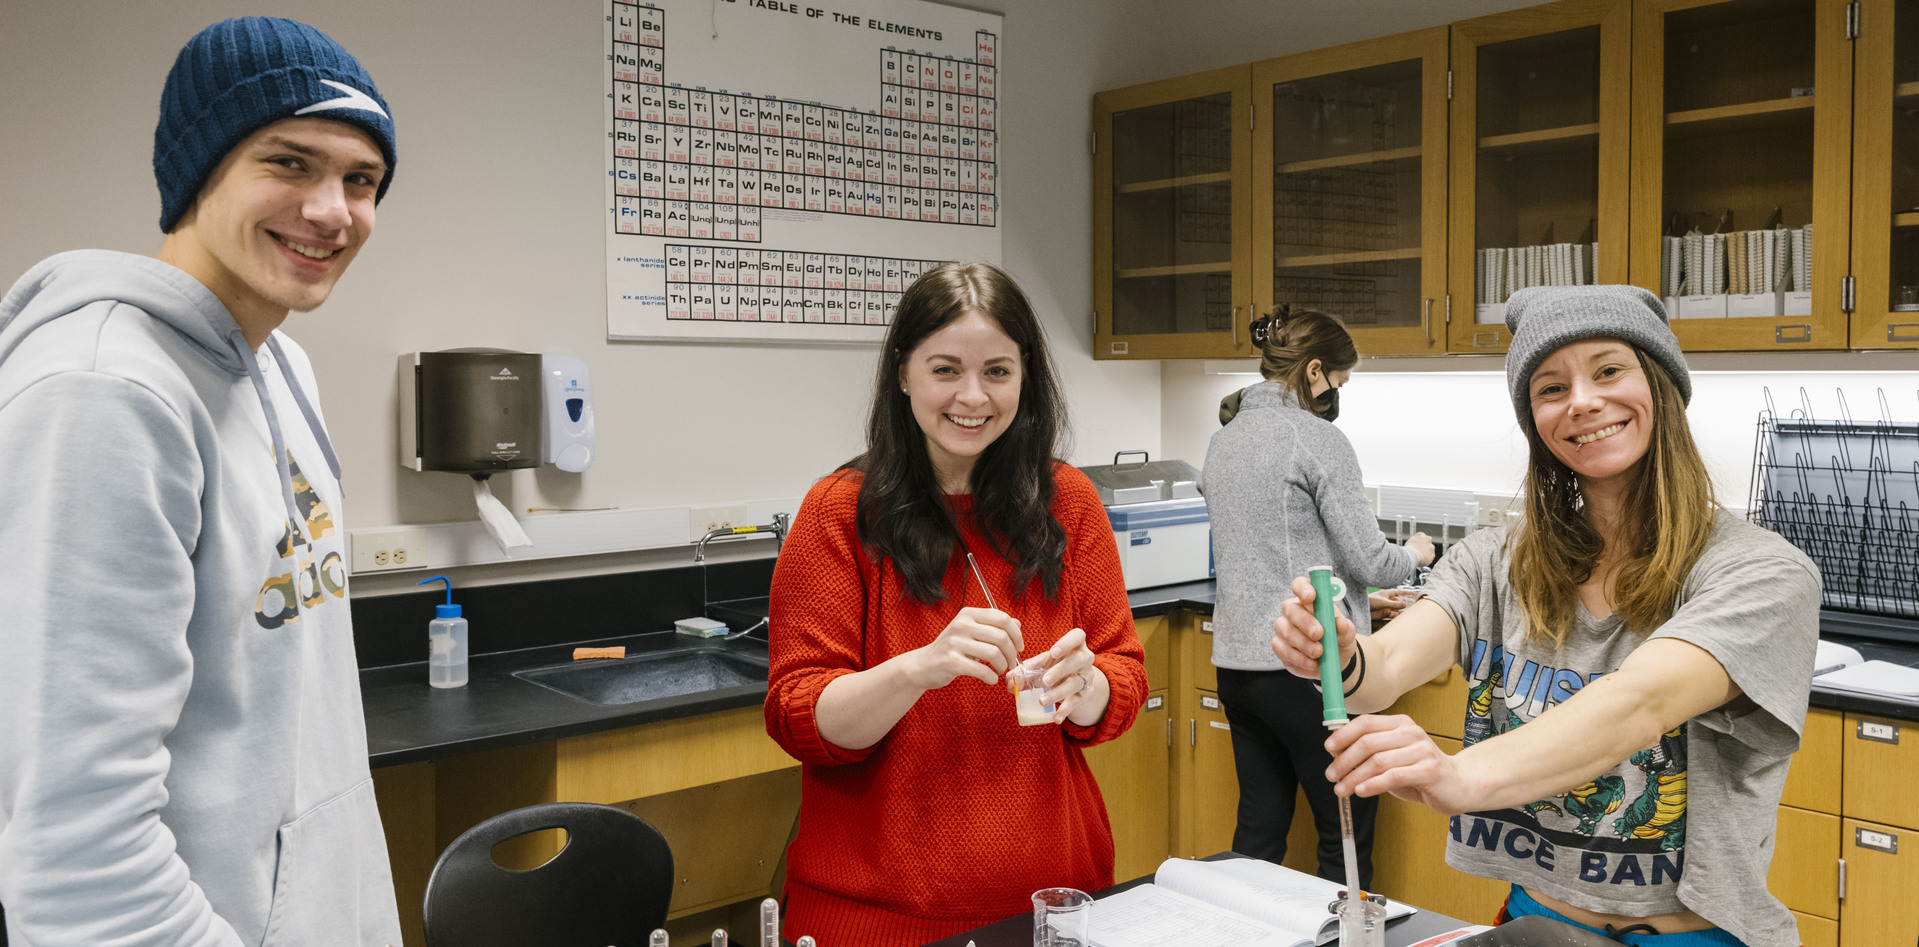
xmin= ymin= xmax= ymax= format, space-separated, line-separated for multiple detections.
xmin=1341 ymin=641 xmax=1367 ymax=698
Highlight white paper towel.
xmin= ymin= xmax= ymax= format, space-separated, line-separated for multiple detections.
xmin=472 ymin=477 xmax=532 ymax=553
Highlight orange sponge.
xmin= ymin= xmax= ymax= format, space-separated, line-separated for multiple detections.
xmin=572 ymin=646 xmax=626 ymax=660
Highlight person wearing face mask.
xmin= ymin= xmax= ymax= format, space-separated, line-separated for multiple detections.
xmin=1271 ymin=286 xmax=1821 ymax=947
xmin=763 ymin=262 xmax=1147 ymax=946
xmin=1200 ymin=305 xmax=1435 ymax=888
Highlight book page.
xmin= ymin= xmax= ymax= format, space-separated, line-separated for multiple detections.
xmin=1154 ymin=857 xmax=1416 ymax=941
xmin=1087 ymin=883 xmax=1304 ymax=947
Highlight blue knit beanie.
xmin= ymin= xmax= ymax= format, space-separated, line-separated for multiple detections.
xmin=154 ymin=17 xmax=397 ymax=233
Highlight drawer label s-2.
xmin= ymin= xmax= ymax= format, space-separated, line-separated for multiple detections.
xmin=1855 ymin=827 xmax=1898 ymax=854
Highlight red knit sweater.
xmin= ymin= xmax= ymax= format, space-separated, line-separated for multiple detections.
xmin=765 ymin=464 xmax=1146 ymax=946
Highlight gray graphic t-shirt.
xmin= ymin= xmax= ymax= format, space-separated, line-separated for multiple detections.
xmin=1420 ymin=512 xmax=1820 ymax=947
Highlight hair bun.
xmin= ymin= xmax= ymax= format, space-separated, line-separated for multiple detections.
xmin=1248 ymin=310 xmax=1279 ymax=347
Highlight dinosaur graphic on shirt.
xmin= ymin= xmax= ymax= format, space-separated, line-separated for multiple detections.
xmin=1613 ymin=727 xmax=1688 ymax=850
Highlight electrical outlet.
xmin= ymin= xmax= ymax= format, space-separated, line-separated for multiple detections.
xmin=351 ymin=528 xmax=429 ymax=573
xmin=688 ymin=505 xmax=748 ymax=543
xmin=1474 ymin=493 xmax=1519 ymax=528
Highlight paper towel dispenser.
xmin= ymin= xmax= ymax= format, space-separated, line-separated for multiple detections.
xmin=398 ymin=350 xmax=544 ymax=476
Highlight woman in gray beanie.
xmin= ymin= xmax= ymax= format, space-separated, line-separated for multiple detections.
xmin=1201 ymin=305 xmax=1433 ymax=888
xmin=1269 ymin=286 xmax=1821 ymax=947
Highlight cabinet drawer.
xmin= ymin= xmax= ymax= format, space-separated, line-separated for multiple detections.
xmin=1781 ymin=708 xmax=1842 ymax=813
xmin=1791 ymin=911 xmax=1837 ymax=947
xmin=1767 ymin=804 xmax=1839 ymax=919
xmin=1838 ymin=818 xmax=1919 ymax=947
xmin=1841 ymin=714 xmax=1918 ymax=829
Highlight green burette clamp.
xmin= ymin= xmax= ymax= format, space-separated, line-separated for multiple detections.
xmin=1309 ymin=565 xmax=1349 ymax=727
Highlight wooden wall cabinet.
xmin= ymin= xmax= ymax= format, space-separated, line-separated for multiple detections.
xmin=1093 ymin=67 xmax=1252 ymax=359
xmin=1850 ymin=0 xmax=1919 ymax=347
xmin=1449 ymin=0 xmax=1633 ymax=354
xmin=1096 ymin=0 xmax=1918 ymax=358
xmin=1253 ymin=28 xmax=1452 ymax=356
xmin=1629 ymin=0 xmax=1855 ymax=350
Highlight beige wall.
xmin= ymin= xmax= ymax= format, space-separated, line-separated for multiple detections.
xmin=39 ymin=0 xmax=1857 ymax=597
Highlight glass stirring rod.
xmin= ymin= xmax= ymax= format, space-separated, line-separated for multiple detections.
xmin=965 ymin=552 xmax=1020 ymax=684
xmin=1308 ymin=566 xmax=1365 ymax=919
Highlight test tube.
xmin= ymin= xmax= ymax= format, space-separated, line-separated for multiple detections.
xmin=760 ymin=898 xmax=780 ymax=947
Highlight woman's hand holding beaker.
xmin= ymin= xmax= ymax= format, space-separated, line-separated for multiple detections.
xmin=1012 ymin=627 xmax=1103 ymax=725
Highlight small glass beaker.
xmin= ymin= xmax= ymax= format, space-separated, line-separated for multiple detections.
xmin=1334 ymin=898 xmax=1386 ymax=947
xmin=1898 ymin=286 xmax=1919 ymax=310
xmin=1031 ymin=887 xmax=1091 ymax=947
xmin=1013 ymin=666 xmax=1058 ymax=726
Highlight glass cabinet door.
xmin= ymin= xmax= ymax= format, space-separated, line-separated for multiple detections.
xmin=1630 ymin=0 xmax=1853 ymax=351
xmin=1094 ymin=66 xmax=1251 ymax=359
xmin=1449 ymin=0 xmax=1631 ymax=353
xmin=1852 ymin=0 xmax=1919 ymax=348
xmin=1254 ymin=28 xmax=1449 ymax=356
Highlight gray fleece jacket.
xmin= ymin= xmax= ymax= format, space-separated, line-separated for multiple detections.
xmin=0 ymin=251 xmax=400 ymax=946
xmin=1200 ymin=382 xmax=1418 ymax=670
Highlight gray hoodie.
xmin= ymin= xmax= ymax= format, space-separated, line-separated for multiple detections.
xmin=0 ymin=251 xmax=400 ymax=946
xmin=1201 ymin=382 xmax=1417 ymax=670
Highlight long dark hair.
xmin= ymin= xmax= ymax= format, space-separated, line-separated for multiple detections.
xmin=1252 ymin=304 xmax=1357 ymax=418
xmin=847 ymin=262 xmax=1069 ymax=606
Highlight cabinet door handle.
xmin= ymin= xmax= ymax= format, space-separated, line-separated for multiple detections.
xmin=1422 ymin=298 xmax=1433 ymax=345
xmin=1190 ymin=718 xmax=1197 ymax=747
xmin=1231 ymin=306 xmax=1240 ymax=348
xmin=1166 ymin=717 xmax=1173 ymax=748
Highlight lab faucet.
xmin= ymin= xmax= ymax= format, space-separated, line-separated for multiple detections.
xmin=693 ymin=512 xmax=788 ymax=641
xmin=692 ymin=511 xmax=789 ymax=563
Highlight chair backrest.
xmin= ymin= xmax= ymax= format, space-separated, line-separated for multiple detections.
xmin=423 ymin=802 xmax=673 ymax=947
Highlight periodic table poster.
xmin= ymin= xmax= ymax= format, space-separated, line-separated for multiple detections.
xmin=604 ymin=0 xmax=1003 ymax=343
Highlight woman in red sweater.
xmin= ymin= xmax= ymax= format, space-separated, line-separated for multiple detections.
xmin=766 ymin=262 xmax=1147 ymax=945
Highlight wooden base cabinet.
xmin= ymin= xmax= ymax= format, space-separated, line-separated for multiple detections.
xmin=1839 ymin=817 xmax=1919 ymax=946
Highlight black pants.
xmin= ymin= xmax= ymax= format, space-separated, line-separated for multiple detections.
xmin=1216 ymin=666 xmax=1377 ymax=889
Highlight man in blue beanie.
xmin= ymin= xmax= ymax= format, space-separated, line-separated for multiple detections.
xmin=0 ymin=17 xmax=403 ymax=945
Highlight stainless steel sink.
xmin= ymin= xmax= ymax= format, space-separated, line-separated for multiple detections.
xmin=512 ymin=645 xmax=769 ymax=707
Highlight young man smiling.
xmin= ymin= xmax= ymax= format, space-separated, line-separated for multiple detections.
xmin=0 ymin=18 xmax=402 ymax=945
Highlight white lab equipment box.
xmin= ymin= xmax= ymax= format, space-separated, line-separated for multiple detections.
xmin=1078 ymin=454 xmax=1214 ymax=591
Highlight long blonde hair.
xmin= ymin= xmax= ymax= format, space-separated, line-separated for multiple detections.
xmin=1509 ymin=349 xmax=1718 ymax=645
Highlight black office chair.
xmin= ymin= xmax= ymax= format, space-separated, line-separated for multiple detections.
xmin=422 ymin=801 xmax=673 ymax=947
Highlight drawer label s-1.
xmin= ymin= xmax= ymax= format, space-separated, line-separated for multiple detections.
xmin=1857 ymin=719 xmax=1899 ymax=745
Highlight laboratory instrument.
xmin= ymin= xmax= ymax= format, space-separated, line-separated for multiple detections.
xmin=966 ymin=551 xmax=1037 ymax=722
xmin=760 ymin=897 xmax=780 ymax=947
xmin=1076 ymin=452 xmax=1211 ymax=590
xmin=1030 ymin=886 xmax=1092 ymax=947
xmin=417 ymin=574 xmax=468 ymax=688
xmin=1308 ymin=565 xmax=1364 ymax=933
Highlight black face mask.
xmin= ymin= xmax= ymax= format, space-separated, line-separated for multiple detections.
xmin=1315 ymin=386 xmax=1340 ymax=422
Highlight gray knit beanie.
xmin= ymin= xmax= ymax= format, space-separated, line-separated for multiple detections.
xmin=1504 ymin=285 xmax=1690 ymax=421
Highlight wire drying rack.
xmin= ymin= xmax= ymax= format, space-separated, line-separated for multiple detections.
xmin=1747 ymin=388 xmax=1919 ymax=622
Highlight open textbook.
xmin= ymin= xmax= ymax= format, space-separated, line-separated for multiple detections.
xmin=1088 ymin=857 xmax=1417 ymax=947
